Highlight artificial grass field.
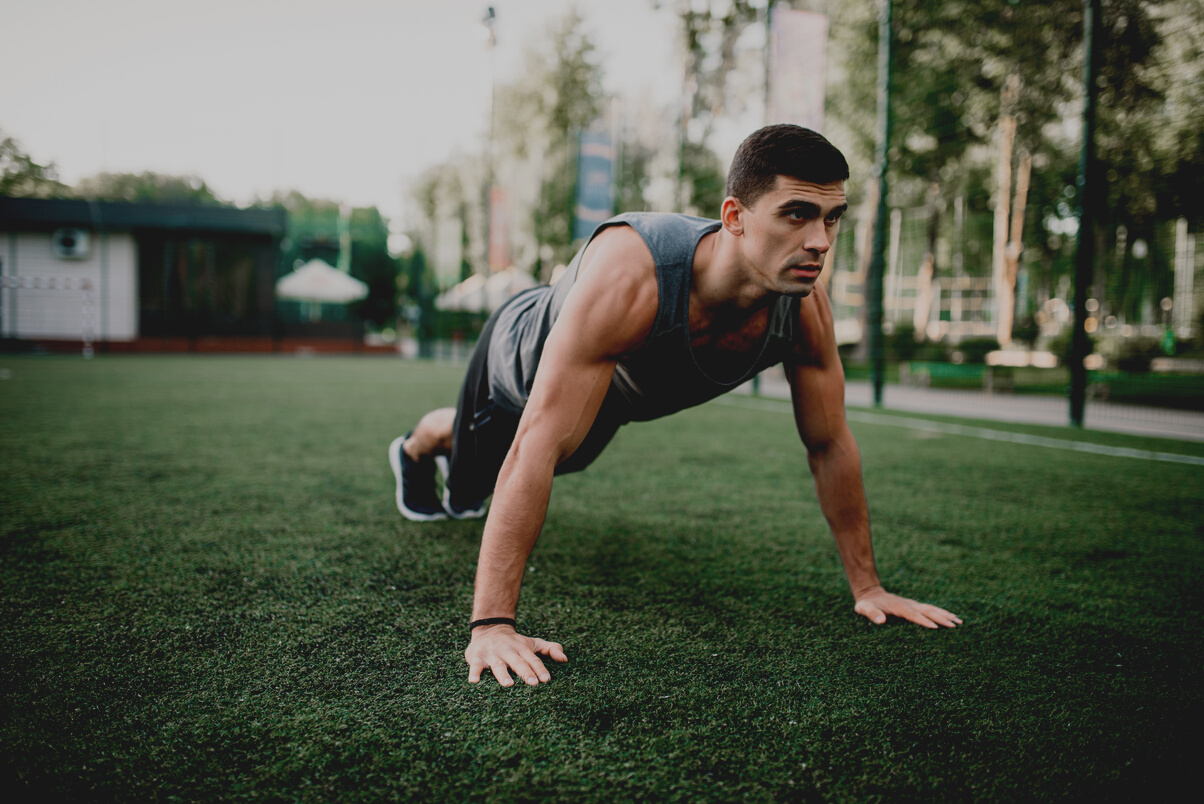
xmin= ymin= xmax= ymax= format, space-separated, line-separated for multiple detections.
xmin=1 ymin=355 xmax=1201 ymax=802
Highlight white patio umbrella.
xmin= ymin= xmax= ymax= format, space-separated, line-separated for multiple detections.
xmin=484 ymin=267 xmax=538 ymax=312
xmin=435 ymin=268 xmax=538 ymax=313
xmin=435 ymin=273 xmax=488 ymax=312
xmin=275 ymin=259 xmax=368 ymax=304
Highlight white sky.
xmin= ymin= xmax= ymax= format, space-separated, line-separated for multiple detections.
xmin=1 ymin=0 xmax=684 ymax=221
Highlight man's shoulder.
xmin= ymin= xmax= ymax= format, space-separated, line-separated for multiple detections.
xmin=585 ymin=221 xmax=656 ymax=268
xmin=595 ymin=213 xmax=720 ymax=274
xmin=610 ymin=211 xmax=717 ymax=224
xmin=607 ymin=211 xmax=720 ymax=237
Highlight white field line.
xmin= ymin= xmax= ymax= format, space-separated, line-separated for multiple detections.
xmin=715 ymin=395 xmax=1204 ymax=467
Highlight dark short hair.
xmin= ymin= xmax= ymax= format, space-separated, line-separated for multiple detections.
xmin=725 ymin=124 xmax=849 ymax=208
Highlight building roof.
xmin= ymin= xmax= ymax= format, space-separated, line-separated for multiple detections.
xmin=0 ymin=196 xmax=287 ymax=238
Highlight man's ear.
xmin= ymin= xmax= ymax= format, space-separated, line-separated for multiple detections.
xmin=721 ymin=196 xmax=744 ymax=236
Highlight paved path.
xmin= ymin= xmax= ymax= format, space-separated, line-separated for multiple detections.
xmin=735 ymin=371 xmax=1204 ymax=443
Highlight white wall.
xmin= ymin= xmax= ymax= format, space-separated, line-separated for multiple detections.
xmin=2 ymin=231 xmax=138 ymax=341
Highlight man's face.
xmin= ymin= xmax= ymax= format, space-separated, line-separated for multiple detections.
xmin=729 ymin=175 xmax=848 ymax=297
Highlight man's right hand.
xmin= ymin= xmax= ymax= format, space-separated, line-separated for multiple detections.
xmin=465 ymin=625 xmax=568 ymax=687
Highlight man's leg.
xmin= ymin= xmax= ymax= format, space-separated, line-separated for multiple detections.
xmin=389 ymin=409 xmax=453 ymax=521
xmin=391 ymin=303 xmax=506 ymax=521
xmin=404 ymin=408 xmax=455 ymax=460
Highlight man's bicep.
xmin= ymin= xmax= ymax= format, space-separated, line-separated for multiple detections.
xmin=514 ymin=229 xmax=657 ymax=462
xmin=518 ymin=345 xmax=618 ymax=464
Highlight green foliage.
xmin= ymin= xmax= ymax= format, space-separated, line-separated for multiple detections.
xmin=835 ymin=0 xmax=1193 ymax=327
xmin=679 ymin=140 xmax=727 ymax=217
xmin=260 ymin=191 xmax=403 ymax=328
xmin=348 ymin=207 xmax=405 ymax=328
xmin=953 ymin=337 xmax=1001 ymax=364
xmin=1046 ymin=327 xmax=1098 ymax=366
xmin=884 ymin=323 xmax=922 ymax=362
xmin=0 ymin=357 xmax=1200 ymax=801
xmin=0 ymin=130 xmax=70 ymax=198
xmin=667 ymin=0 xmax=760 ymax=214
xmin=497 ymin=9 xmax=606 ymax=261
xmin=74 ymin=171 xmax=225 ymax=205
xmin=1107 ymin=335 xmax=1166 ymax=373
xmin=674 ymin=0 xmax=761 ymax=129
xmin=404 ymin=248 xmax=438 ymax=353
xmin=1011 ymin=316 xmax=1040 ymax=347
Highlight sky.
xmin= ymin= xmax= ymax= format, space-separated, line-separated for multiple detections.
xmin=1 ymin=0 xmax=684 ymax=222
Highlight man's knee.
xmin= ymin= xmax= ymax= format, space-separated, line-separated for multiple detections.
xmin=410 ymin=407 xmax=456 ymax=456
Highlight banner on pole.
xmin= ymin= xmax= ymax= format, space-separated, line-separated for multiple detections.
xmin=489 ymin=187 xmax=510 ymax=271
xmin=769 ymin=9 xmax=829 ymax=133
xmin=572 ymin=130 xmax=616 ymax=242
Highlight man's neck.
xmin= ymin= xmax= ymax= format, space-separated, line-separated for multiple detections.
xmin=691 ymin=227 xmax=780 ymax=319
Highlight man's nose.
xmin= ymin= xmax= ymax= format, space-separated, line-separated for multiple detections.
xmin=804 ymin=221 xmax=831 ymax=254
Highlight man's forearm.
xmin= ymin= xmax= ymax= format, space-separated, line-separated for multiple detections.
xmin=470 ymin=443 xmax=556 ymax=620
xmin=807 ymin=432 xmax=881 ymax=597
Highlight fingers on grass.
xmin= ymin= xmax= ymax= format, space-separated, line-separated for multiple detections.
xmin=901 ymin=607 xmax=940 ymax=629
xmin=533 ymin=638 xmax=568 ymax=663
xmin=923 ymin=605 xmax=962 ymax=627
xmin=490 ymin=662 xmax=516 ymax=687
xmin=521 ymin=650 xmax=551 ymax=684
xmin=861 ymin=605 xmax=887 ymax=625
xmin=499 ymin=650 xmax=543 ymax=686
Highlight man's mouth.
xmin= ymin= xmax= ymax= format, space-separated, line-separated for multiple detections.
xmin=791 ymin=264 xmax=822 ymax=278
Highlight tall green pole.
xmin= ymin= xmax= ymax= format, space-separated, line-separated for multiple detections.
xmin=868 ymin=0 xmax=893 ymax=407
xmin=1070 ymin=0 xmax=1101 ymax=427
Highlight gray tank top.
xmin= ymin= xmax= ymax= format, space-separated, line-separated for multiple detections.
xmin=487 ymin=212 xmax=800 ymax=423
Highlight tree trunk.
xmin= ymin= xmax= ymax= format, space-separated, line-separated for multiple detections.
xmin=999 ymin=149 xmax=1032 ymax=346
xmin=992 ymin=75 xmax=1020 ymax=346
xmin=850 ymin=179 xmax=880 ymax=361
xmin=914 ymin=181 xmax=941 ymax=339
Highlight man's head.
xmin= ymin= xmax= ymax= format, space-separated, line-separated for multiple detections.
xmin=719 ymin=125 xmax=849 ymax=299
xmin=725 ymin=124 xmax=849 ymax=210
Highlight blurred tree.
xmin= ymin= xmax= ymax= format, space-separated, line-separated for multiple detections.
xmin=615 ymin=133 xmax=656 ymax=214
xmin=1089 ymin=0 xmax=1204 ymax=324
xmin=495 ymin=8 xmax=606 ymax=265
xmin=74 ymin=171 xmax=225 ymax=205
xmin=348 ymin=206 xmax=405 ymax=328
xmin=258 ymin=191 xmax=402 ymax=329
xmin=662 ymin=0 xmax=760 ymax=214
xmin=262 ymin=191 xmax=341 ymax=268
xmin=836 ymin=0 xmax=1190 ymax=340
xmin=405 ymin=247 xmax=438 ymax=357
xmin=411 ymin=159 xmax=480 ymax=286
xmin=680 ymin=140 xmax=727 ymax=216
xmin=1152 ymin=0 xmax=1204 ymax=230
xmin=887 ymin=0 xmax=1084 ymax=342
xmin=0 ymin=130 xmax=70 ymax=198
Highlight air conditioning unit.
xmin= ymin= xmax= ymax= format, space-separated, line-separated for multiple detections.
xmin=52 ymin=228 xmax=91 ymax=260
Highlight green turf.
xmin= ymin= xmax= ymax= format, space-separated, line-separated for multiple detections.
xmin=2 ymin=355 xmax=1201 ymax=802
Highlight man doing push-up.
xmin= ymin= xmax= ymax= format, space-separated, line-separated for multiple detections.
xmin=389 ymin=124 xmax=962 ymax=688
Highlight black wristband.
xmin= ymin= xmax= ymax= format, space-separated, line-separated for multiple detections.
xmin=470 ymin=617 xmax=516 ymax=630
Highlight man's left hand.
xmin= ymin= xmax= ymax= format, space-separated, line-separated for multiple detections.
xmin=854 ymin=586 xmax=962 ymax=629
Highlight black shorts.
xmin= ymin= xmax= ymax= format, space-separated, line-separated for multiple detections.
xmin=445 ymin=306 xmax=627 ymax=508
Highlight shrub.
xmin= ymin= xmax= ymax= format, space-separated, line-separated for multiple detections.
xmin=953 ymin=337 xmax=1000 ymax=364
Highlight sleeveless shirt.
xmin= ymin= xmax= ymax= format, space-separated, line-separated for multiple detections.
xmin=486 ymin=212 xmax=800 ymax=424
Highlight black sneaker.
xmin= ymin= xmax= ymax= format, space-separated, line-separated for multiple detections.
xmin=389 ymin=434 xmax=447 ymax=521
xmin=435 ymin=455 xmax=488 ymax=520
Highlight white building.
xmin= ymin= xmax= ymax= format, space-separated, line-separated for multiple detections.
xmin=1 ymin=197 xmax=286 ymax=349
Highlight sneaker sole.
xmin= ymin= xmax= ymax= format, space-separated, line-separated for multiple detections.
xmin=389 ymin=436 xmax=447 ymax=522
xmin=435 ymin=455 xmax=488 ymax=519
